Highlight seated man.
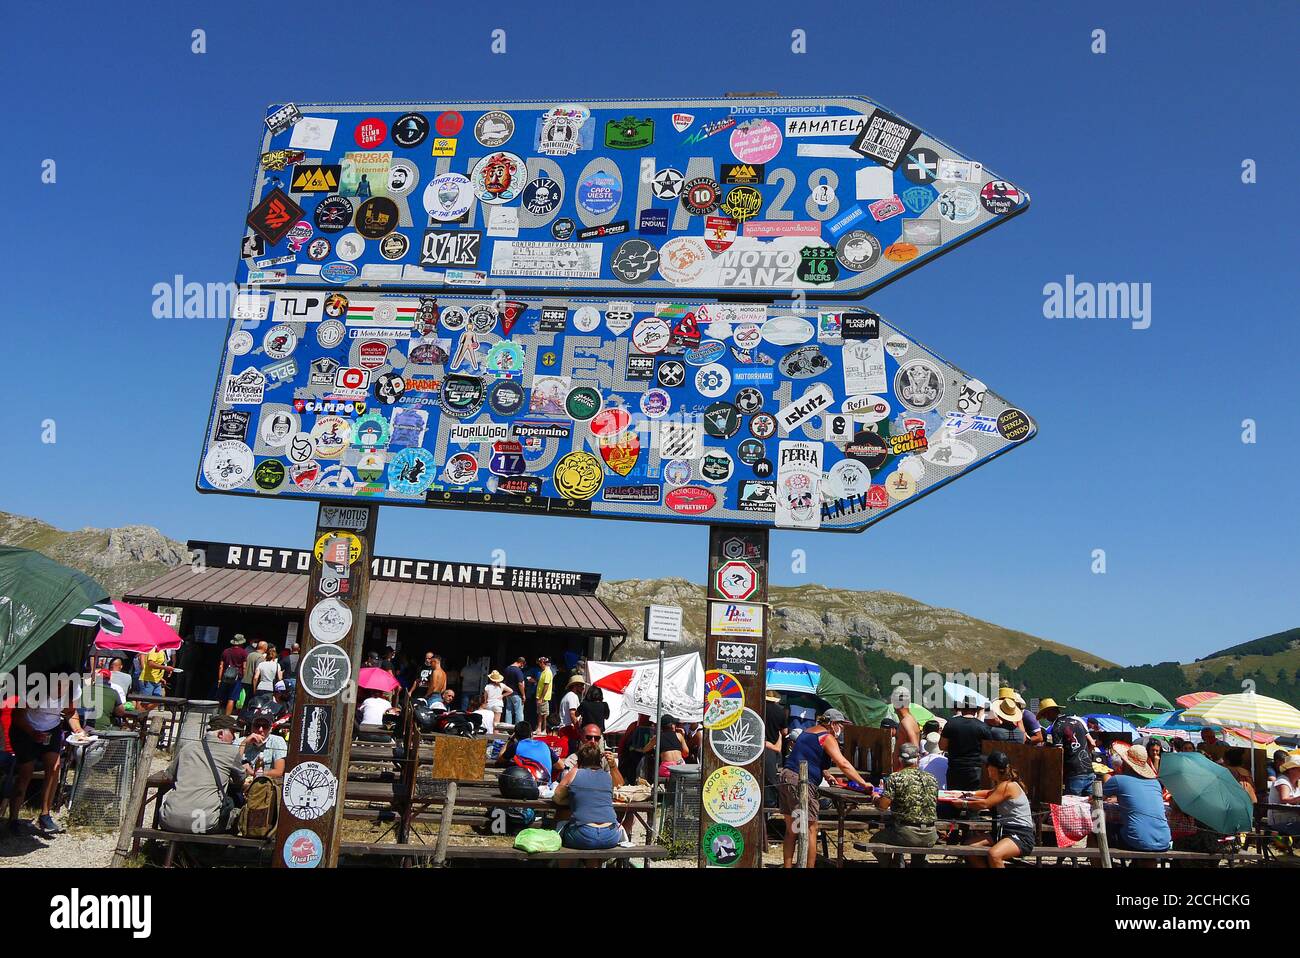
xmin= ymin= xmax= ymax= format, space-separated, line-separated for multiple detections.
xmin=235 ymin=715 xmax=287 ymax=781
xmin=495 ymin=721 xmax=555 ymax=784
xmin=429 ymin=688 xmax=457 ymax=712
xmin=80 ymin=670 xmax=126 ymax=731
xmin=159 ymin=715 xmax=246 ymax=834
xmin=558 ymin=724 xmax=625 ymax=786
xmin=874 ymin=742 xmax=939 ymax=865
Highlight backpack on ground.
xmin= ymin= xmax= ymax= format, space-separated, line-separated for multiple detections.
xmin=237 ymin=776 xmax=280 ymax=838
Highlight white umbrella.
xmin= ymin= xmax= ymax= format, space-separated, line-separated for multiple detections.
xmin=943 ymin=681 xmax=990 ymax=709
xmin=1182 ymin=691 xmax=1300 ymax=737
xmin=1181 ymin=690 xmax=1300 ymax=788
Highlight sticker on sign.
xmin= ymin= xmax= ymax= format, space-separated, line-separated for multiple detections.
xmin=644 ymin=604 xmax=683 ymax=644
xmin=318 ymin=505 xmax=372 ymax=532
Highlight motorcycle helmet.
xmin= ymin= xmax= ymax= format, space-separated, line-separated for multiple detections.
xmin=412 ymin=702 xmax=437 ymax=733
xmin=499 ymin=765 xmax=540 ymax=800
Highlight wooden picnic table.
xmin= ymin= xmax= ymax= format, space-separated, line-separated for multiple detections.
xmin=818 ymin=782 xmax=992 ymax=867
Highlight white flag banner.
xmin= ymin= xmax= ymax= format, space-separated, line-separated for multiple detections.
xmin=587 ymin=651 xmax=704 ymax=732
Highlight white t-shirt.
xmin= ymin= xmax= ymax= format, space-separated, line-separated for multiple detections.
xmin=108 ymin=671 xmax=132 ymax=702
xmin=23 ymin=680 xmax=81 ymax=732
xmin=473 ymin=708 xmax=496 ymax=733
xmin=1269 ymin=778 xmax=1300 ymax=829
xmin=359 ymin=697 xmax=391 ymax=726
xmin=559 ymin=690 xmax=582 ymax=726
xmin=255 ymin=659 xmax=280 ymax=691
xmin=483 ymin=682 xmax=507 ymax=711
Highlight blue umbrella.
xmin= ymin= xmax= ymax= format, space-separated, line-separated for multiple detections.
xmin=766 ymin=657 xmax=821 ymax=695
xmin=1140 ymin=709 xmax=1212 ymax=733
xmin=1083 ymin=713 xmax=1139 ymax=735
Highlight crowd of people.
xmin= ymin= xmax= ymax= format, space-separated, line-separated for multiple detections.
xmin=769 ymin=684 xmax=1288 ymax=868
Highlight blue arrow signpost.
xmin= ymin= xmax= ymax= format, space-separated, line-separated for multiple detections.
xmin=200 ymin=95 xmax=1034 ymax=868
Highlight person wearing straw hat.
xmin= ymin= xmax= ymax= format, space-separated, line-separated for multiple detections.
xmin=482 ymin=668 xmax=511 ymax=731
xmin=999 ymin=686 xmax=1043 ymax=743
xmin=1102 ymin=742 xmax=1171 ymax=854
xmin=1039 ymin=698 xmax=1099 ymax=796
xmin=1267 ymin=755 xmax=1300 ymax=836
xmin=989 ymin=698 xmax=1027 ymax=743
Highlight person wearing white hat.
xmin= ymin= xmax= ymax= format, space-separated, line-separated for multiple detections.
xmin=1102 ymin=743 xmax=1171 ymax=853
xmin=1268 ymin=755 xmax=1300 ymax=835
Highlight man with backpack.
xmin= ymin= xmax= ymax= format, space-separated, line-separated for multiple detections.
xmin=1039 ymin=698 xmax=1099 ymax=796
xmin=236 ymin=715 xmax=287 ymax=781
xmin=494 ymin=721 xmax=555 ymax=784
xmin=217 ymin=635 xmax=249 ymax=716
xmin=159 ymin=715 xmax=245 ymax=834
xmin=235 ymin=715 xmax=284 ymax=838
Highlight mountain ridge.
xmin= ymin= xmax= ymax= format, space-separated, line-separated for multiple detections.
xmin=3 ymin=509 xmax=1298 ymax=707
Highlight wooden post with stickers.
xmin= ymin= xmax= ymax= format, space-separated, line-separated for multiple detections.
xmin=700 ymin=525 xmax=769 ymax=868
xmin=273 ymin=503 xmax=377 ymax=869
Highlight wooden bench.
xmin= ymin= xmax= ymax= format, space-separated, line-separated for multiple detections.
xmin=339 ymin=841 xmax=666 ymax=865
xmin=131 ymin=827 xmax=271 ymax=867
xmin=855 ymin=841 xmax=1240 ymax=867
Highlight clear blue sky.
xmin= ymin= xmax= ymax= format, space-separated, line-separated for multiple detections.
xmin=3 ymin=1 xmax=1297 ymax=666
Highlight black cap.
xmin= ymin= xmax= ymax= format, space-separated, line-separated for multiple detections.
xmin=985 ymin=750 xmax=1011 ymax=770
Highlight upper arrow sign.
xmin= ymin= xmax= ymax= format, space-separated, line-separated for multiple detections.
xmin=240 ymin=97 xmax=1028 ymax=301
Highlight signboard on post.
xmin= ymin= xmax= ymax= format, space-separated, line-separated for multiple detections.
xmin=701 ymin=526 xmax=769 ymax=869
xmin=273 ymin=503 xmax=377 ymax=869
xmin=643 ymin=604 xmax=683 ymax=644
xmin=238 ymin=97 xmax=1027 ymax=300
xmin=196 ymin=294 xmax=1035 ymax=531
xmin=200 ymin=92 xmax=1033 ymax=871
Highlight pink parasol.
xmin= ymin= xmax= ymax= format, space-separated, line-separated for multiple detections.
xmin=93 ymin=601 xmax=182 ymax=653
xmin=358 ymin=667 xmax=400 ymax=692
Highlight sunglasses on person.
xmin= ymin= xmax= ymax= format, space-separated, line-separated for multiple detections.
xmin=582 ymin=734 xmax=602 ymax=742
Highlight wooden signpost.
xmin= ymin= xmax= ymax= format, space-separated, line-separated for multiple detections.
xmin=197 ymin=95 xmax=1034 ymax=870
xmin=273 ymin=503 xmax=377 ymax=868
xmin=700 ymin=525 xmax=769 ymax=868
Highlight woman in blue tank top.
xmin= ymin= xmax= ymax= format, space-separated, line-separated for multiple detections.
xmin=554 ymin=743 xmax=625 ymax=851
xmin=778 ymin=709 xmax=871 ymax=868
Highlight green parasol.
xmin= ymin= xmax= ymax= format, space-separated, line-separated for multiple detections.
xmin=1069 ymin=680 xmax=1172 ymax=712
xmin=0 ymin=546 xmax=109 ymax=674
xmin=1159 ymin=752 xmax=1253 ymax=835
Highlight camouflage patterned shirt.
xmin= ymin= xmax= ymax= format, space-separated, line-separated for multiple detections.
xmin=883 ymin=766 xmax=939 ymax=828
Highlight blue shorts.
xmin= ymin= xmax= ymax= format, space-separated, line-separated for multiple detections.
xmin=218 ymin=680 xmax=241 ymax=707
xmin=560 ymin=821 xmax=623 ymax=850
xmin=139 ymin=682 xmax=164 ymax=697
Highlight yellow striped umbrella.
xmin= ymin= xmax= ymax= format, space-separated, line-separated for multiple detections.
xmin=1182 ymin=691 xmax=1300 ymax=736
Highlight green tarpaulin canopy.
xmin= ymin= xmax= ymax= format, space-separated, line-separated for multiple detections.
xmin=0 ymin=546 xmax=109 ymax=674
xmin=811 ymin=668 xmax=890 ymax=726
